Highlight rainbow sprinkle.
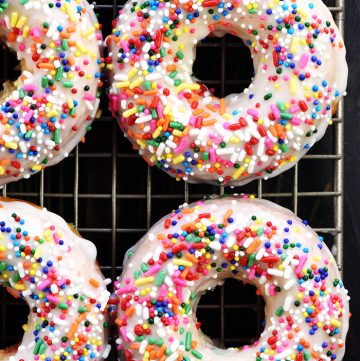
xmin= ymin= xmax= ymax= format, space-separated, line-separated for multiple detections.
xmin=0 ymin=199 xmax=110 ymax=360
xmin=115 ymin=195 xmax=349 ymax=361
xmin=0 ymin=0 xmax=103 ymax=185
xmin=109 ymin=0 xmax=347 ymax=186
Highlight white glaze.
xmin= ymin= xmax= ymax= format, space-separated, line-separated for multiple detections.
xmin=116 ymin=196 xmax=349 ymax=361
xmin=109 ymin=0 xmax=347 ymax=186
xmin=0 ymin=0 xmax=102 ymax=185
xmin=0 ymin=198 xmax=110 ymax=361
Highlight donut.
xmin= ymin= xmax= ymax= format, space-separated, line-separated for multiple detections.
xmin=0 ymin=0 xmax=102 ymax=185
xmin=0 ymin=198 xmax=111 ymax=361
xmin=115 ymin=195 xmax=350 ymax=361
xmin=107 ymin=0 xmax=347 ymax=186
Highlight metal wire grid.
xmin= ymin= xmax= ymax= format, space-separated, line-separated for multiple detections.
xmin=0 ymin=0 xmax=345 ymax=357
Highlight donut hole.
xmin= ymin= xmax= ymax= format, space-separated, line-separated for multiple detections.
xmin=196 ymin=279 xmax=265 ymax=349
xmin=0 ymin=287 xmax=28 ymax=350
xmin=0 ymin=43 xmax=21 ymax=97
xmin=192 ymin=33 xmax=254 ymax=98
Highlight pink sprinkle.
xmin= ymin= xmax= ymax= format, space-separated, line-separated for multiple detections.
xmin=120 ymin=327 xmax=130 ymax=342
xmin=299 ymin=54 xmax=309 ymax=69
xmin=291 ymin=117 xmax=301 ymax=126
xmin=247 ymin=109 xmax=258 ymax=117
xmin=271 ymin=104 xmax=281 ymax=119
xmin=37 ymin=279 xmax=51 ymax=290
xmin=47 ymin=295 xmax=60 ymax=304
xmin=144 ymin=264 xmax=162 ymax=277
xmin=24 ymin=84 xmax=35 ymax=92
xmin=296 ymin=255 xmax=308 ymax=275
xmin=174 ymin=136 xmax=188 ymax=154
xmin=160 ymin=284 xmax=167 ymax=298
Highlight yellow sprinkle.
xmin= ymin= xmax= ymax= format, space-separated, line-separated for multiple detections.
xmin=64 ymin=2 xmax=77 ymax=22
xmin=152 ymin=126 xmax=162 ymax=139
xmin=135 ymin=277 xmax=154 ymax=286
xmin=115 ymin=81 xmax=130 ymax=89
xmin=291 ymin=37 xmax=300 ymax=53
xmin=128 ymin=68 xmax=138 ymax=79
xmin=129 ymin=77 xmax=144 ymax=90
xmin=232 ymin=166 xmax=245 ymax=180
xmin=16 ymin=16 xmax=27 ymax=29
xmin=67 ymin=99 xmax=74 ymax=109
xmin=5 ymin=142 xmax=18 ymax=150
xmin=330 ymin=319 xmax=341 ymax=327
xmin=230 ymin=136 xmax=240 ymax=144
xmin=173 ymin=259 xmax=193 ymax=267
xmin=32 ymin=165 xmax=42 ymax=171
xmin=163 ymin=105 xmax=171 ymax=116
xmin=10 ymin=12 xmax=18 ymax=28
xmin=0 ymin=166 xmax=4 ymax=176
xmin=290 ymin=77 xmax=298 ymax=95
xmin=116 ymin=81 xmax=130 ymax=89
xmin=172 ymin=129 xmax=183 ymax=137
xmin=173 ymin=155 xmax=185 ymax=165
xmin=123 ymin=107 xmax=138 ymax=118
xmin=22 ymin=26 xmax=30 ymax=38
xmin=82 ymin=27 xmax=95 ymax=38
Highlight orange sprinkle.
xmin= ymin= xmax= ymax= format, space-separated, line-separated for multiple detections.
xmin=89 ymin=278 xmax=100 ymax=288
xmin=246 ymin=238 xmax=261 ymax=254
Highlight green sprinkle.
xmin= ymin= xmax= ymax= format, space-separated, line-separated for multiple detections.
xmin=63 ymin=81 xmax=74 ymax=88
xmin=53 ymin=129 xmax=60 ymax=144
xmin=174 ymin=79 xmax=182 ymax=87
xmin=275 ymin=306 xmax=284 ymax=316
xmin=169 ymin=70 xmax=178 ymax=78
xmin=141 ymin=263 xmax=149 ymax=273
xmin=169 ymin=122 xmax=184 ymax=130
xmin=202 ymin=152 xmax=209 ymax=161
xmin=38 ymin=343 xmax=46 ymax=354
xmin=280 ymin=143 xmax=288 ymax=153
xmin=191 ymin=350 xmax=203 ymax=359
xmin=33 ymin=339 xmax=43 ymax=355
xmin=176 ymin=51 xmax=184 ymax=60
xmin=78 ymin=306 xmax=87 ymax=313
xmin=0 ymin=262 xmax=6 ymax=272
xmin=61 ymin=39 xmax=68 ymax=50
xmin=185 ymin=332 xmax=192 ymax=351
xmin=155 ymin=270 xmax=166 ymax=286
xmin=264 ymin=93 xmax=272 ymax=100
xmin=248 ymin=254 xmax=255 ymax=267
xmin=134 ymin=270 xmax=141 ymax=279
xmin=280 ymin=112 xmax=292 ymax=120
xmin=58 ymin=303 xmax=69 ymax=310
xmin=304 ymin=351 xmax=310 ymax=361
xmin=19 ymin=88 xmax=25 ymax=99
xmin=277 ymin=102 xmax=286 ymax=112
xmin=55 ymin=67 xmax=63 ymax=81
xmin=160 ymin=47 xmax=166 ymax=57
xmin=144 ymin=81 xmax=151 ymax=91
xmin=151 ymin=108 xmax=158 ymax=119
xmin=12 ymin=273 xmax=20 ymax=283
xmin=41 ymin=76 xmax=48 ymax=88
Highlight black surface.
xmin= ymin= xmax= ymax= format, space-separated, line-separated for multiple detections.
xmin=344 ymin=0 xmax=360 ymax=356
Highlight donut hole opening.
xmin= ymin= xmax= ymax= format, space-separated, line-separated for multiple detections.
xmin=196 ymin=279 xmax=265 ymax=349
xmin=0 ymin=287 xmax=28 ymax=352
xmin=0 ymin=43 xmax=21 ymax=98
xmin=192 ymin=33 xmax=254 ymax=99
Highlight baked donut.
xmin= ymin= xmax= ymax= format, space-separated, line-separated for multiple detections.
xmin=108 ymin=0 xmax=347 ymax=186
xmin=115 ymin=195 xmax=349 ymax=361
xmin=0 ymin=198 xmax=111 ymax=361
xmin=0 ymin=0 xmax=102 ymax=185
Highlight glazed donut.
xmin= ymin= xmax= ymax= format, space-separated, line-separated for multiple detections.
xmin=115 ymin=196 xmax=349 ymax=361
xmin=108 ymin=0 xmax=347 ymax=186
xmin=0 ymin=198 xmax=111 ymax=361
xmin=0 ymin=0 xmax=102 ymax=185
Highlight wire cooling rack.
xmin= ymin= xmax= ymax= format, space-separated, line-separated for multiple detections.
xmin=0 ymin=0 xmax=345 ymax=358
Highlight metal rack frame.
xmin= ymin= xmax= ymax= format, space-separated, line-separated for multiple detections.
xmin=0 ymin=0 xmax=345 ymax=357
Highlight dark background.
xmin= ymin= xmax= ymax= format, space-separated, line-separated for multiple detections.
xmin=0 ymin=0 xmax=359 ymax=359
xmin=343 ymin=0 xmax=360 ymax=356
